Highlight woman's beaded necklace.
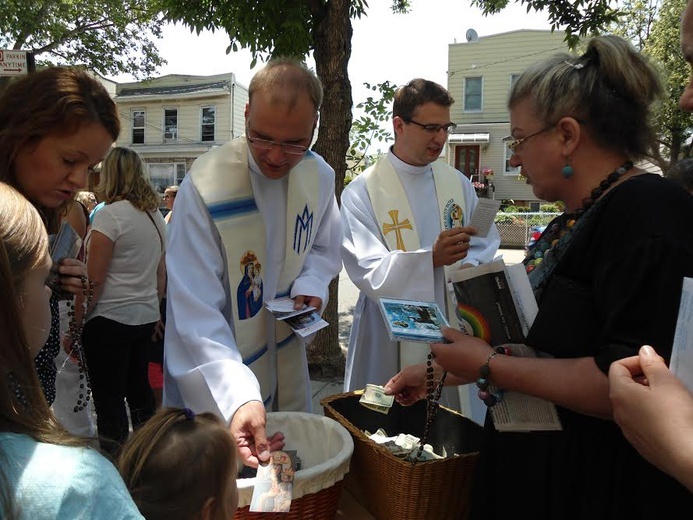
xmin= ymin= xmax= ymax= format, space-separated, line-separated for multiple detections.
xmin=525 ymin=160 xmax=633 ymax=274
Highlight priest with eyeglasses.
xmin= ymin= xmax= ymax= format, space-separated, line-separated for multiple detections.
xmin=340 ymin=78 xmax=500 ymax=422
xmin=163 ymin=58 xmax=342 ymax=470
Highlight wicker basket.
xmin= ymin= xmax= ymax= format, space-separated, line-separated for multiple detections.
xmin=233 ymin=411 xmax=353 ymax=520
xmin=322 ymin=391 xmax=483 ymax=520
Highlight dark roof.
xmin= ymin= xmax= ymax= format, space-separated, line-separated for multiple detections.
xmin=118 ymin=80 xmax=229 ymax=97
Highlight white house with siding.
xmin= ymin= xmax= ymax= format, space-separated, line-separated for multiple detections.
xmin=114 ymin=72 xmax=248 ymax=193
xmin=446 ymin=29 xmax=570 ymax=207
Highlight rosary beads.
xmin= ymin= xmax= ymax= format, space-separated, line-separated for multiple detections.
xmin=66 ymin=275 xmax=93 ymax=413
xmin=416 ymin=352 xmax=447 ymax=460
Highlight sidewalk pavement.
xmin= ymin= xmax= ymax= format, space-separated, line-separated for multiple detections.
xmin=310 ymin=248 xmax=527 ymax=414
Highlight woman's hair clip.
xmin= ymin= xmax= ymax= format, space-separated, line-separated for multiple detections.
xmin=564 ymin=60 xmax=586 ymax=70
xmin=182 ymin=407 xmax=195 ymax=421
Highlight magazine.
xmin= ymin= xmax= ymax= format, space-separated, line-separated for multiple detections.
xmin=378 ymin=297 xmax=449 ymax=343
xmin=448 ymin=259 xmax=536 ymax=345
xmin=449 ymin=260 xmax=562 ymax=432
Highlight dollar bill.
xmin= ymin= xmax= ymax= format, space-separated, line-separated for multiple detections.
xmin=395 ymin=433 xmax=420 ymax=450
xmin=404 ymin=443 xmax=446 ymax=462
xmin=382 ymin=440 xmax=411 ymax=457
xmin=359 ymin=384 xmax=395 ymax=414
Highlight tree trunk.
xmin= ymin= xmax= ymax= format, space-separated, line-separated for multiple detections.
xmin=306 ymin=0 xmax=352 ymax=377
xmin=308 ymin=276 xmax=344 ymax=378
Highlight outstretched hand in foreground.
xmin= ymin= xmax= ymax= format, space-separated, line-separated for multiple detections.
xmin=609 ymin=345 xmax=693 ymax=492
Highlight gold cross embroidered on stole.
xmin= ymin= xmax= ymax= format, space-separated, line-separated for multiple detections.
xmin=382 ymin=209 xmax=412 ymax=251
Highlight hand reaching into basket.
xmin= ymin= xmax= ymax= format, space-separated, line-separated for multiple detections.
xmin=231 ymin=401 xmax=286 ymax=467
xmin=383 ymin=363 xmax=430 ymax=406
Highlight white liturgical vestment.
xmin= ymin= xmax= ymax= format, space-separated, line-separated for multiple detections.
xmin=340 ymin=150 xmax=500 ymax=423
xmin=163 ymin=139 xmax=342 ymax=423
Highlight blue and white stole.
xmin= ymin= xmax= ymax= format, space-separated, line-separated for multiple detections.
xmin=190 ymin=136 xmax=318 ymax=411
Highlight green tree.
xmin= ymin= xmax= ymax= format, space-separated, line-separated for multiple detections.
xmin=608 ymin=0 xmax=659 ymax=50
xmin=472 ymin=0 xmax=620 ymax=47
xmin=611 ymin=0 xmax=693 ymax=169
xmin=347 ymin=80 xmax=397 ymax=178
xmin=158 ymin=0 xmax=622 ymax=374
xmin=643 ymin=0 xmax=693 ymax=167
xmin=0 ymin=0 xmax=166 ymax=77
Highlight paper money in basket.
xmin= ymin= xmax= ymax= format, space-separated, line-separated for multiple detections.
xmin=359 ymin=384 xmax=395 ymax=414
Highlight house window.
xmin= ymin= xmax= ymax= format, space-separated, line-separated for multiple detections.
xmin=176 ymin=163 xmax=186 ymax=184
xmin=132 ymin=110 xmax=145 ymax=144
xmin=510 ymin=74 xmax=521 ymax=89
xmin=201 ymin=105 xmax=216 ymax=142
xmin=504 ymin=141 xmax=520 ymax=175
xmin=164 ymin=108 xmax=178 ymax=141
xmin=464 ymin=77 xmax=482 ymax=111
xmin=148 ymin=163 xmax=185 ymax=194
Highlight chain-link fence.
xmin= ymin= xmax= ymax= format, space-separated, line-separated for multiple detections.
xmin=494 ymin=212 xmax=560 ymax=248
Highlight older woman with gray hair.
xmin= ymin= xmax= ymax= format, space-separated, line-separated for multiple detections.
xmin=385 ymin=34 xmax=693 ymax=517
xmin=83 ymin=146 xmax=166 ymax=456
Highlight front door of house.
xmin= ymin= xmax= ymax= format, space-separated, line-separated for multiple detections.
xmin=455 ymin=145 xmax=480 ymax=179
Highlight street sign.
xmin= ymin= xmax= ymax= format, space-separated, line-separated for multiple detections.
xmin=0 ymin=50 xmax=29 ymax=77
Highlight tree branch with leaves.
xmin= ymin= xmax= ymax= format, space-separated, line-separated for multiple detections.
xmin=0 ymin=0 xmax=166 ymax=77
xmin=472 ymin=0 xmax=619 ymax=47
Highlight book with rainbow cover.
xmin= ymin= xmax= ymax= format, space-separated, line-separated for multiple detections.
xmin=448 ymin=259 xmax=537 ymax=346
xmin=449 ymin=261 xmax=561 ymax=431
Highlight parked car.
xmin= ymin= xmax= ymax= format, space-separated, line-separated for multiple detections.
xmin=526 ymin=225 xmax=546 ymax=252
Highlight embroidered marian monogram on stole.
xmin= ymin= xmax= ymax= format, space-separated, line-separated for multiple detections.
xmin=293 ymin=204 xmax=314 ymax=254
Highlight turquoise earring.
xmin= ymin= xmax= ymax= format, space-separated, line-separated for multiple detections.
xmin=562 ymin=164 xmax=574 ymax=179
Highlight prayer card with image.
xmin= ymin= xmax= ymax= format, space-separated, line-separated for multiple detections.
xmin=249 ymin=450 xmax=297 ymax=513
xmin=378 ymin=297 xmax=448 ymax=343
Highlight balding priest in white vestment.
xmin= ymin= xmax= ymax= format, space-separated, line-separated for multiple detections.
xmin=340 ymin=79 xmax=500 ymax=424
xmin=163 ymin=58 xmax=342 ymax=467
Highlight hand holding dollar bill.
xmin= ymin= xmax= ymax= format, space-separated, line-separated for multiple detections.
xmin=359 ymin=384 xmax=395 ymax=414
